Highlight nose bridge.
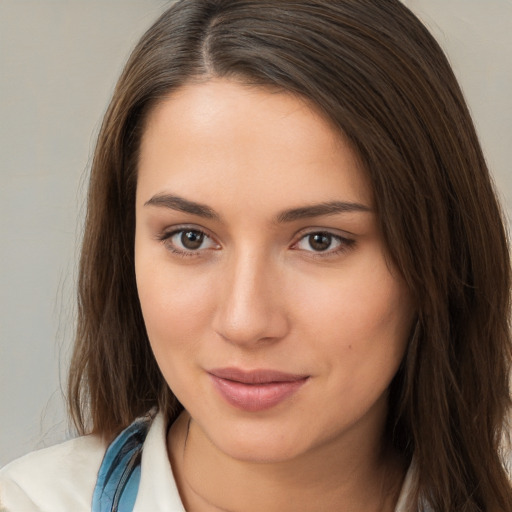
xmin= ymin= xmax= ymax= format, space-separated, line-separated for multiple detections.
xmin=213 ymin=245 xmax=288 ymax=346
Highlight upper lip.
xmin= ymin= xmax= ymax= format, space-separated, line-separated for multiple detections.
xmin=208 ymin=367 xmax=309 ymax=384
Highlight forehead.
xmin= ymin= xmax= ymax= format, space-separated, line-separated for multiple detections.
xmin=137 ymin=79 xmax=372 ymax=212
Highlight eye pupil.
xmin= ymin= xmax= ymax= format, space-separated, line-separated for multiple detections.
xmin=309 ymin=233 xmax=331 ymax=251
xmin=181 ymin=230 xmax=204 ymax=250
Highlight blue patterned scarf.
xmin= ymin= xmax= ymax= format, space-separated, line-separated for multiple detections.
xmin=92 ymin=412 xmax=154 ymax=512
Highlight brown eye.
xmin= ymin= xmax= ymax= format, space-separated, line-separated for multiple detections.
xmin=181 ymin=230 xmax=204 ymax=250
xmin=161 ymin=228 xmax=219 ymax=256
xmin=293 ymin=231 xmax=354 ymax=256
xmin=308 ymin=233 xmax=334 ymax=251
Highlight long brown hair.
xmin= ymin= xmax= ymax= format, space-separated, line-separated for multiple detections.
xmin=68 ymin=1 xmax=512 ymax=509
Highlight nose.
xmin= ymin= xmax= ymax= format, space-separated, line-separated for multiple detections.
xmin=212 ymin=249 xmax=290 ymax=347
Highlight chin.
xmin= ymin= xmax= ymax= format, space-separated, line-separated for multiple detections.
xmin=201 ymin=418 xmax=315 ymax=464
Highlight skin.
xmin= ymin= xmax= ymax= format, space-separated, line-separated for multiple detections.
xmin=135 ymin=79 xmax=415 ymax=511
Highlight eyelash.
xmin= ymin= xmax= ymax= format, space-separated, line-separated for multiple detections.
xmin=157 ymin=226 xmax=356 ymax=259
xmin=291 ymin=230 xmax=356 ymax=259
xmin=157 ymin=227 xmax=219 ymax=258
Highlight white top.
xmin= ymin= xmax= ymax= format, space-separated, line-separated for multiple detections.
xmin=0 ymin=412 xmax=418 ymax=511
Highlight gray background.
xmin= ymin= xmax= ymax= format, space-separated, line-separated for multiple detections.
xmin=1 ymin=0 xmax=511 ymax=466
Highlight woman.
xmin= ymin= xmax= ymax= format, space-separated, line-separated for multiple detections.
xmin=1 ymin=1 xmax=511 ymax=510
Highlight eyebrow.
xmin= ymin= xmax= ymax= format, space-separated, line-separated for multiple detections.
xmin=275 ymin=201 xmax=371 ymax=223
xmin=144 ymin=193 xmax=371 ymax=223
xmin=144 ymin=194 xmax=220 ymax=220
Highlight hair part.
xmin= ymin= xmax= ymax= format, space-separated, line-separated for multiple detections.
xmin=68 ymin=1 xmax=512 ymax=510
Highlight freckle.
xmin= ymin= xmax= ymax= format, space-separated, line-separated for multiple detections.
xmin=348 ymin=345 xmax=352 ymax=349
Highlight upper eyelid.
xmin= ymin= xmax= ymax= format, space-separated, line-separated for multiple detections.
xmin=292 ymin=232 xmax=351 ymax=248
xmin=157 ymin=226 xmax=212 ymax=245
xmin=159 ymin=224 xmax=213 ymax=239
xmin=292 ymin=226 xmax=356 ymax=241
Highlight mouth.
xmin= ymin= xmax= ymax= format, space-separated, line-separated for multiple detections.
xmin=208 ymin=367 xmax=309 ymax=412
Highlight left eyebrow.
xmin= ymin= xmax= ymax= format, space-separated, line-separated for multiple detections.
xmin=144 ymin=193 xmax=220 ymax=221
xmin=275 ymin=201 xmax=372 ymax=223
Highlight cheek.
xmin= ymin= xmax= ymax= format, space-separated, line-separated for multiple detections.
xmin=295 ymin=266 xmax=412 ymax=428
xmin=292 ymin=255 xmax=413 ymax=385
xmin=135 ymin=253 xmax=215 ymax=360
xmin=296 ymin=259 xmax=411 ymax=341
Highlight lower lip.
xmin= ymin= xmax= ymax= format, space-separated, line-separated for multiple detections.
xmin=209 ymin=375 xmax=308 ymax=412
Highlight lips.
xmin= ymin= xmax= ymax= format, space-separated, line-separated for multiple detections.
xmin=208 ymin=367 xmax=309 ymax=412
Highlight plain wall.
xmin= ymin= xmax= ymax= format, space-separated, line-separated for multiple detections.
xmin=0 ymin=0 xmax=169 ymax=466
xmin=1 ymin=0 xmax=511 ymax=466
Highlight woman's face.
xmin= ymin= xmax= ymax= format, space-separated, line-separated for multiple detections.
xmin=135 ymin=79 xmax=414 ymax=463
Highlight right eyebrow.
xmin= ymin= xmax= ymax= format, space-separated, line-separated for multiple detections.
xmin=275 ymin=201 xmax=371 ymax=224
xmin=144 ymin=193 xmax=221 ymax=221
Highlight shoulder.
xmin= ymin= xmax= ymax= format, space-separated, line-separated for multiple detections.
xmin=0 ymin=434 xmax=107 ymax=512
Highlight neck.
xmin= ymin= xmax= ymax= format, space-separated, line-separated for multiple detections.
xmin=168 ymin=411 xmax=406 ymax=512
